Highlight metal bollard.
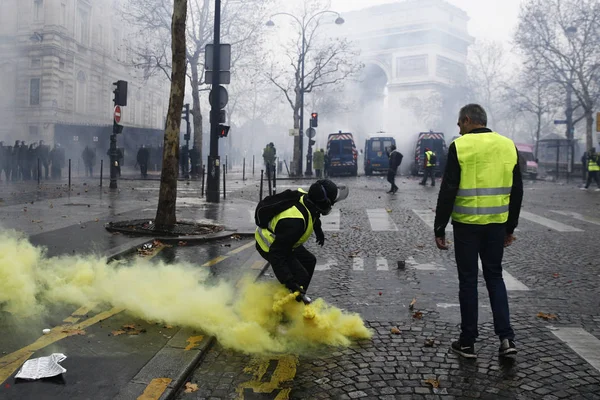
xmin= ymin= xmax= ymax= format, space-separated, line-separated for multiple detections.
xmin=77 ymin=159 xmax=80 ymax=177
xmin=68 ymin=159 xmax=71 ymax=189
xmin=243 ymin=157 xmax=246 ymax=181
xmin=253 ymin=155 xmax=255 ymax=176
xmin=225 ymin=155 xmax=228 ymax=175
xmin=223 ymin=163 xmax=226 ymax=200
xmin=259 ymin=170 xmax=264 ymax=201
xmin=100 ymin=159 xmax=103 ymax=187
xmin=273 ymin=165 xmax=277 ymax=195
xmin=201 ymin=165 xmax=205 ymax=197
xmin=37 ymin=158 xmax=40 ymax=185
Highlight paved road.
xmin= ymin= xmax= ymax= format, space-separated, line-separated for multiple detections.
xmin=178 ymin=175 xmax=600 ymax=399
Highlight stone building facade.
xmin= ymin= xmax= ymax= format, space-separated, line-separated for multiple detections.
xmin=0 ymin=0 xmax=168 ymax=144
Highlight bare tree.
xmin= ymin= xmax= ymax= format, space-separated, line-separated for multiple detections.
xmin=155 ymin=0 xmax=187 ymax=228
xmin=265 ymin=0 xmax=362 ymax=175
xmin=124 ymin=0 xmax=271 ymax=174
xmin=515 ymin=0 xmax=600 ymax=150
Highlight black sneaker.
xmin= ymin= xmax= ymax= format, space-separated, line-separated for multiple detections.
xmin=451 ymin=341 xmax=476 ymax=359
xmin=499 ymin=339 xmax=517 ymax=357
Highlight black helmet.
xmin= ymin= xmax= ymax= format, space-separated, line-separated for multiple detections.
xmin=308 ymin=179 xmax=338 ymax=215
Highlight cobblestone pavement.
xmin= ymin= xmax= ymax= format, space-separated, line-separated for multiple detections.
xmin=178 ymin=175 xmax=600 ymax=399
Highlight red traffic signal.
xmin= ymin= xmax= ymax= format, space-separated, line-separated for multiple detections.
xmin=310 ymin=112 xmax=318 ymax=128
xmin=218 ymin=124 xmax=230 ymax=138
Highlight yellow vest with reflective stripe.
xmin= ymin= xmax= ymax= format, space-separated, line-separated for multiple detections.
xmin=588 ymin=155 xmax=600 ymax=172
xmin=425 ymin=151 xmax=434 ymax=167
xmin=451 ymin=132 xmax=517 ymax=225
xmin=255 ymin=192 xmax=314 ymax=253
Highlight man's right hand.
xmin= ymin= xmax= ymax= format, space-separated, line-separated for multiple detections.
xmin=504 ymin=234 xmax=516 ymax=248
xmin=285 ymin=281 xmax=304 ymax=294
xmin=435 ymin=236 xmax=449 ymax=250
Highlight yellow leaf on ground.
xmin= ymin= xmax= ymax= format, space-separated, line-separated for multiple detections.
xmin=390 ymin=327 xmax=401 ymax=335
xmin=184 ymin=382 xmax=198 ymax=393
xmin=111 ymin=330 xmax=126 ymax=336
xmin=62 ymin=328 xmax=86 ymax=336
xmin=424 ymin=378 xmax=439 ymax=388
xmin=537 ymin=312 xmax=557 ymax=320
xmin=409 ymin=298 xmax=417 ymax=310
xmin=122 ymin=324 xmax=136 ymax=330
xmin=424 ymin=339 xmax=435 ymax=347
xmin=413 ymin=311 xmax=423 ymax=320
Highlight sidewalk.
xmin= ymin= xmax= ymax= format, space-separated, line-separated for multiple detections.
xmin=0 ymin=177 xmax=264 ymax=400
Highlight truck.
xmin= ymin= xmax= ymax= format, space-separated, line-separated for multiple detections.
xmin=410 ymin=131 xmax=448 ymax=177
xmin=364 ymin=136 xmax=396 ymax=175
xmin=326 ymin=131 xmax=358 ymax=177
xmin=515 ymin=143 xmax=538 ymax=180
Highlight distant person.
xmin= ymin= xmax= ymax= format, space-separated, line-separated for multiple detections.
xmin=386 ymin=145 xmax=403 ymax=194
xmin=39 ymin=140 xmax=50 ymax=179
xmin=2 ymin=143 xmax=12 ymax=182
xmin=137 ymin=145 xmax=150 ymax=178
xmin=581 ymin=147 xmax=600 ymax=191
xmin=263 ymin=142 xmax=276 ymax=179
xmin=180 ymin=145 xmax=189 ymax=178
xmin=82 ymin=146 xmax=96 ymax=177
xmin=419 ymin=147 xmax=436 ymax=187
xmin=435 ymin=104 xmax=523 ymax=359
xmin=323 ymin=152 xmax=330 ymax=178
xmin=50 ymin=144 xmax=65 ymax=180
xmin=28 ymin=143 xmax=38 ymax=180
xmin=12 ymin=141 xmax=20 ymax=181
xmin=190 ymin=145 xmax=200 ymax=177
xmin=19 ymin=141 xmax=30 ymax=180
xmin=313 ymin=149 xmax=324 ymax=178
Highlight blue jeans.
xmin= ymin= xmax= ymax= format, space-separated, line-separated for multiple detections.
xmin=453 ymin=222 xmax=514 ymax=345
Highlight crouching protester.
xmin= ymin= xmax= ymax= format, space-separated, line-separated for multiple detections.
xmin=255 ymin=179 xmax=349 ymax=304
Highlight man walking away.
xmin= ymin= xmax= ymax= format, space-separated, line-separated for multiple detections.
xmin=581 ymin=147 xmax=600 ymax=191
xmin=137 ymin=145 xmax=150 ymax=178
xmin=255 ymin=179 xmax=348 ymax=303
xmin=434 ymin=104 xmax=523 ymax=359
xmin=263 ymin=142 xmax=276 ymax=180
xmin=82 ymin=146 xmax=95 ymax=177
xmin=39 ymin=140 xmax=50 ymax=180
xmin=386 ymin=145 xmax=403 ymax=194
xmin=419 ymin=147 xmax=436 ymax=186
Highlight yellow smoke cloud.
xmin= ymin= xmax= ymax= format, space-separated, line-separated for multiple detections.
xmin=0 ymin=231 xmax=371 ymax=354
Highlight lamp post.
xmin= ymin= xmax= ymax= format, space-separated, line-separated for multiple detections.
xmin=266 ymin=10 xmax=344 ymax=177
xmin=565 ymin=26 xmax=577 ymax=178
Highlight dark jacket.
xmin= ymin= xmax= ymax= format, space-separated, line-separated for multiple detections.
xmin=388 ymin=150 xmax=403 ymax=171
xmin=434 ymin=128 xmax=524 ymax=237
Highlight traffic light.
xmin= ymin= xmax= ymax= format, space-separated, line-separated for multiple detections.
xmin=182 ymin=103 xmax=190 ymax=122
xmin=309 ymin=139 xmax=316 ymax=146
xmin=218 ymin=124 xmax=230 ymax=138
xmin=112 ymin=80 xmax=128 ymax=106
xmin=310 ymin=112 xmax=318 ymax=128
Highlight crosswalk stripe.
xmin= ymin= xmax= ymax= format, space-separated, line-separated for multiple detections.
xmin=520 ymin=211 xmax=583 ymax=232
xmin=376 ymin=257 xmax=388 ymax=271
xmin=477 ymin=258 xmax=529 ymax=291
xmin=550 ymin=210 xmax=600 ymax=226
xmin=315 ymin=259 xmax=335 ymax=271
xmin=550 ymin=327 xmax=600 ymax=373
xmin=321 ymin=209 xmax=340 ymax=231
xmin=248 ymin=210 xmax=254 ymax=223
xmin=367 ymin=209 xmax=398 ymax=231
xmin=352 ymin=257 xmax=364 ymax=271
xmin=412 ymin=209 xmax=453 ymax=232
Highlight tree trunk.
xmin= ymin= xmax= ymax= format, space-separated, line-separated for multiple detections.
xmin=292 ymin=98 xmax=301 ymax=177
xmin=190 ymin=57 xmax=203 ymax=175
xmin=155 ymin=0 xmax=187 ymax=228
xmin=535 ymin=110 xmax=541 ymax=157
xmin=585 ymin=111 xmax=594 ymax=151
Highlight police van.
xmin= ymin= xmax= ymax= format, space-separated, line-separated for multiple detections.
xmin=326 ymin=131 xmax=358 ymax=177
xmin=364 ymin=136 xmax=396 ymax=175
xmin=410 ymin=131 xmax=447 ymax=176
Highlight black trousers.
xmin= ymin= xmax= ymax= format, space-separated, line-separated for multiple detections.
xmin=257 ymin=244 xmax=317 ymax=291
xmin=387 ymin=170 xmax=397 ymax=191
xmin=585 ymin=171 xmax=600 ymax=188
xmin=421 ymin=167 xmax=435 ymax=185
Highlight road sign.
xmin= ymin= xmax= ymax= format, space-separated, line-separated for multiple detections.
xmin=554 ymin=120 xmax=567 ymax=125
xmin=289 ymin=128 xmax=299 ymax=136
xmin=205 ymin=44 xmax=231 ymax=71
xmin=114 ymin=105 xmax=122 ymax=124
xmin=204 ymin=70 xmax=231 ymax=85
xmin=306 ymin=127 xmax=316 ymax=138
xmin=209 ymin=86 xmax=229 ymax=108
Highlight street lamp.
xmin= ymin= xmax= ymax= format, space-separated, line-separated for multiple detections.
xmin=267 ymin=10 xmax=345 ymax=177
xmin=565 ymin=26 xmax=577 ymax=178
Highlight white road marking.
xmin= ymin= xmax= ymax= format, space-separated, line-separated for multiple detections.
xmin=352 ymin=257 xmax=364 ymax=271
xmin=520 ymin=211 xmax=583 ymax=232
xmin=321 ymin=209 xmax=340 ymax=231
xmin=376 ymin=257 xmax=388 ymax=271
xmin=550 ymin=327 xmax=600 ymax=373
xmin=367 ymin=209 xmax=398 ymax=231
xmin=550 ymin=210 xmax=600 ymax=226
xmin=477 ymin=258 xmax=529 ymax=291
xmin=437 ymin=303 xmax=460 ymax=308
xmin=315 ymin=259 xmax=336 ymax=271
xmin=412 ymin=209 xmax=452 ymax=232
xmin=248 ymin=209 xmax=255 ymax=223
xmin=406 ymin=256 xmax=446 ymax=270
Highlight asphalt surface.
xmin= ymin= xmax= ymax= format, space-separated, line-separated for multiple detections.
xmin=177 ymin=174 xmax=600 ymax=400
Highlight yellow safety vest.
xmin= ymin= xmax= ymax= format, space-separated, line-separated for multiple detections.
xmin=451 ymin=132 xmax=517 ymax=225
xmin=255 ymin=192 xmax=314 ymax=253
xmin=425 ymin=150 xmax=434 ymax=167
xmin=588 ymin=155 xmax=600 ymax=172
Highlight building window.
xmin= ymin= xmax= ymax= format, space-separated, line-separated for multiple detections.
xmin=33 ymin=0 xmax=43 ymax=22
xmin=31 ymin=58 xmax=41 ymax=68
xmin=76 ymin=71 xmax=86 ymax=112
xmin=59 ymin=59 xmax=65 ymax=70
xmin=77 ymin=7 xmax=90 ymax=44
xmin=58 ymin=80 xmax=64 ymax=108
xmin=30 ymin=78 xmax=41 ymax=105
xmin=29 ymin=126 xmax=40 ymax=136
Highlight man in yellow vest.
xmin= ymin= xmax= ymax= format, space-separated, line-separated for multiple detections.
xmin=434 ymin=104 xmax=523 ymax=359
xmin=255 ymin=179 xmax=348 ymax=303
xmin=581 ymin=147 xmax=600 ymax=190
xmin=419 ymin=147 xmax=436 ymax=186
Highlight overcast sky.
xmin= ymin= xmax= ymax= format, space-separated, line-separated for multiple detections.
xmin=330 ymin=0 xmax=524 ymax=46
